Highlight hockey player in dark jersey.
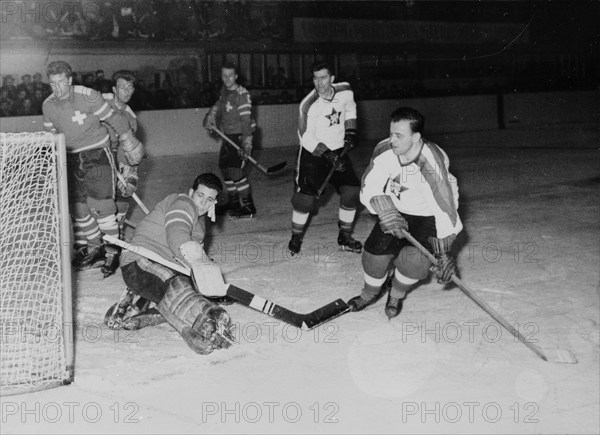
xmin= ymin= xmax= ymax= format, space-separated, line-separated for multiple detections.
xmin=203 ymin=62 xmax=257 ymax=218
xmin=42 ymin=61 xmax=144 ymax=276
xmin=347 ymin=107 xmax=462 ymax=318
xmin=102 ymin=71 xmax=139 ymax=225
xmin=118 ymin=173 xmax=233 ymax=354
xmin=288 ymin=61 xmax=362 ymax=256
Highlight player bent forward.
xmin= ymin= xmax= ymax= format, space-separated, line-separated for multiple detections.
xmin=347 ymin=107 xmax=463 ymax=319
xmin=119 ymin=173 xmax=233 ymax=354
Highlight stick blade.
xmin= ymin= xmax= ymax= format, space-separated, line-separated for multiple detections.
xmin=266 ymin=161 xmax=287 ymax=174
xmin=544 ymin=348 xmax=578 ymax=364
xmin=301 ymin=299 xmax=351 ymax=330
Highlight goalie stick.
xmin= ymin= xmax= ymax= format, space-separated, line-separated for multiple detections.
xmin=103 ymin=235 xmax=350 ymax=330
xmin=212 ymin=127 xmax=287 ymax=175
xmin=401 ymin=229 xmax=577 ymax=364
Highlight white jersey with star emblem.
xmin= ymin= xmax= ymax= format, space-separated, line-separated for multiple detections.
xmin=298 ymin=82 xmax=357 ymax=153
xmin=360 ymin=138 xmax=463 ymax=238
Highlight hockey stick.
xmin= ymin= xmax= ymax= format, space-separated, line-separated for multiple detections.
xmin=317 ymin=147 xmax=349 ymax=198
xmin=212 ymin=127 xmax=287 ymax=175
xmin=401 ymin=229 xmax=577 ymax=364
xmin=103 ymin=234 xmax=350 ymax=330
xmin=115 ymin=170 xmax=150 ymax=215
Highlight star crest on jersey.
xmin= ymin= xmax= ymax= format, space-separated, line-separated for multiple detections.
xmin=388 ymin=178 xmax=408 ymax=200
xmin=225 ymin=101 xmax=233 ymax=112
xmin=325 ymin=107 xmax=341 ymax=126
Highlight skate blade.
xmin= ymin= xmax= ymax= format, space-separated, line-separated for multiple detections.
xmin=228 ymin=214 xmax=255 ymax=220
xmin=338 ymin=245 xmax=362 ymax=254
xmin=543 ymin=348 xmax=578 ymax=364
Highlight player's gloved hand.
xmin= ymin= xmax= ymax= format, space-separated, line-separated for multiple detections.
xmin=180 ymin=241 xmax=227 ymax=297
xmin=203 ymin=110 xmax=217 ymax=132
xmin=117 ymin=163 xmax=138 ymax=197
xmin=428 ymin=235 xmax=458 ymax=283
xmin=240 ymin=136 xmax=253 ymax=160
xmin=322 ymin=150 xmax=345 ymax=172
xmin=119 ymin=130 xmax=144 ymax=165
xmin=343 ymin=129 xmax=358 ymax=151
xmin=370 ymin=195 xmax=408 ymax=239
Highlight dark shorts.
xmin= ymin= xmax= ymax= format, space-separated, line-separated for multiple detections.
xmin=121 ymin=259 xmax=176 ymax=304
xmin=218 ymin=133 xmax=245 ymax=170
xmin=364 ymin=214 xmax=436 ymax=256
xmin=67 ymin=147 xmax=115 ymax=203
xmin=296 ymin=147 xmax=360 ymax=196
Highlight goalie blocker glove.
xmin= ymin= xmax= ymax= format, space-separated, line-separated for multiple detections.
xmin=119 ymin=130 xmax=144 ymax=166
xmin=179 ymin=241 xmax=227 ymax=297
xmin=428 ymin=234 xmax=457 ymax=283
xmin=370 ymin=195 xmax=408 ymax=239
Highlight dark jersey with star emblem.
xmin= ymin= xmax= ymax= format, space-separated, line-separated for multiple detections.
xmin=297 ymin=82 xmax=357 ymax=153
xmin=42 ymin=85 xmax=129 ymax=153
xmin=360 ymin=138 xmax=463 ymax=239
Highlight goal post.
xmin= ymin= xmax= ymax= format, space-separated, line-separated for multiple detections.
xmin=0 ymin=132 xmax=74 ymax=396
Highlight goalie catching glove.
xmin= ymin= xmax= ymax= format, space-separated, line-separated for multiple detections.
xmin=428 ymin=235 xmax=457 ymax=283
xmin=119 ymin=130 xmax=144 ymax=166
xmin=179 ymin=241 xmax=227 ymax=297
xmin=370 ymin=195 xmax=408 ymax=239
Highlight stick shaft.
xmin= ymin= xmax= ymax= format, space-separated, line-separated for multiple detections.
xmin=401 ymin=229 xmax=549 ymax=361
xmin=317 ymin=147 xmax=348 ymax=197
xmin=212 ymin=127 xmax=269 ymax=174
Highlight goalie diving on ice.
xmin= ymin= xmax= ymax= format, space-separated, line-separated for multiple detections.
xmin=108 ymin=172 xmax=234 ymax=354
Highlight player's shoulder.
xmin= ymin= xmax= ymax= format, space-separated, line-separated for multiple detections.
xmin=299 ymin=89 xmax=318 ymax=110
xmin=421 ymin=139 xmax=448 ymax=162
xmin=372 ymin=138 xmax=393 ymax=160
xmin=73 ymin=85 xmax=98 ymax=98
xmin=333 ymin=82 xmax=353 ymax=93
xmin=102 ymin=92 xmax=115 ymax=100
xmin=235 ymin=85 xmax=250 ymax=96
xmin=42 ymin=94 xmax=57 ymax=106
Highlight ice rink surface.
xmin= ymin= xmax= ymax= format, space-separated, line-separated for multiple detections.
xmin=1 ymin=126 xmax=599 ymax=434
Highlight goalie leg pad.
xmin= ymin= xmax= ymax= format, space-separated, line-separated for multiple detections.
xmin=157 ymin=276 xmax=231 ymax=354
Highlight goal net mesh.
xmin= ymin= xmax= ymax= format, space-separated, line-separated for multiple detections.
xmin=0 ymin=132 xmax=73 ymax=395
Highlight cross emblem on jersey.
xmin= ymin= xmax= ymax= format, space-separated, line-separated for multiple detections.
xmin=71 ymin=111 xmax=87 ymax=125
xmin=225 ymin=101 xmax=233 ymax=112
xmin=325 ymin=107 xmax=341 ymax=126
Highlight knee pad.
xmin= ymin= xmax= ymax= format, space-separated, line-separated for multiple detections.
xmin=339 ymin=185 xmax=359 ymax=209
xmin=221 ymin=167 xmax=244 ymax=181
xmin=361 ymin=251 xmax=394 ymax=279
xmin=157 ymin=275 xmax=214 ymax=334
xmin=291 ymin=192 xmax=316 ymax=213
xmin=393 ymin=246 xmax=431 ymax=280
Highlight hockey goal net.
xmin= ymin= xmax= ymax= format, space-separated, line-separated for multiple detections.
xmin=0 ymin=132 xmax=74 ymax=396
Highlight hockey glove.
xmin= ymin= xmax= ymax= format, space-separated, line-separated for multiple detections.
xmin=180 ymin=241 xmax=227 ymax=297
xmin=199 ymin=304 xmax=234 ymax=349
xmin=119 ymin=130 xmax=144 ymax=166
xmin=117 ymin=163 xmax=138 ymax=197
xmin=203 ymin=108 xmax=218 ymax=132
xmin=428 ymin=235 xmax=458 ymax=283
xmin=343 ymin=129 xmax=358 ymax=151
xmin=370 ymin=195 xmax=408 ymax=239
xmin=240 ymin=136 xmax=253 ymax=160
xmin=313 ymin=142 xmax=345 ymax=172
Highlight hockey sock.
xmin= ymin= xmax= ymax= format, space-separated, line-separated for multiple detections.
xmin=234 ymin=177 xmax=251 ymax=201
xmin=338 ymin=205 xmax=356 ymax=233
xmin=224 ymin=179 xmax=237 ymax=203
xmin=75 ymin=214 xmax=102 ymax=248
xmin=97 ymin=213 xmax=119 ymax=238
xmin=390 ymin=269 xmax=419 ymax=299
xmin=362 ymin=272 xmax=388 ymax=300
xmin=291 ymin=210 xmax=309 ymax=235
